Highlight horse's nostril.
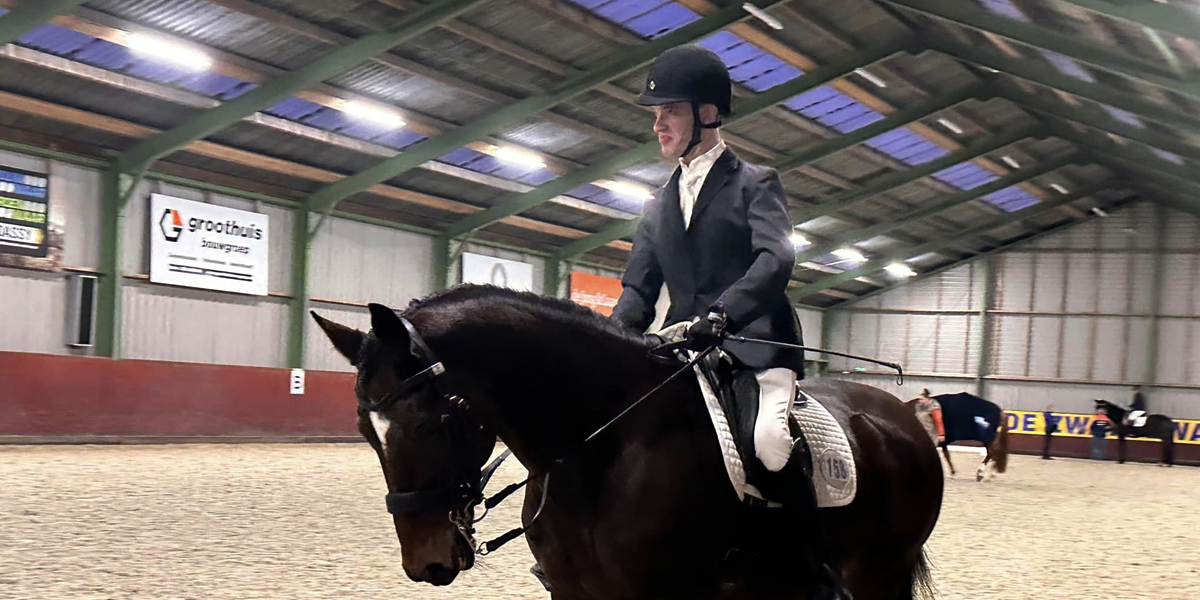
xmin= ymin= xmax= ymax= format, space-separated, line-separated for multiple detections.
xmin=422 ymin=562 xmax=457 ymax=586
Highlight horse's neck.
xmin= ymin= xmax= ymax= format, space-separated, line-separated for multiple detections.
xmin=420 ymin=306 xmax=670 ymax=471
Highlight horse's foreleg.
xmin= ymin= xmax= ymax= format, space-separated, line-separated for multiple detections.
xmin=976 ymin=447 xmax=993 ymax=482
xmin=940 ymin=445 xmax=956 ymax=475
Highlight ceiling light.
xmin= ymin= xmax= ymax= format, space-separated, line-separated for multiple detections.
xmin=1001 ymin=155 xmax=1020 ymax=169
xmin=854 ymin=68 xmax=887 ymax=88
xmin=742 ymin=3 xmax=783 ymax=30
xmin=603 ymin=180 xmax=654 ymax=202
xmin=885 ymin=263 xmax=917 ymax=278
xmin=1091 ymin=207 xmax=1109 ymax=217
xmin=789 ymin=232 xmax=810 ymax=248
xmin=342 ymin=100 xmax=406 ymax=128
xmin=494 ymin=146 xmax=546 ymax=169
xmin=937 ymin=118 xmax=964 ymax=135
xmin=126 ymin=33 xmax=212 ymax=70
xmin=1050 ymin=183 xmax=1069 ymax=194
xmin=832 ymin=248 xmax=867 ymax=263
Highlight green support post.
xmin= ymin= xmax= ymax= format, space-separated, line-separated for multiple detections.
xmin=0 ymin=0 xmax=88 ymax=46
xmin=976 ymin=255 xmax=995 ymax=397
xmin=544 ymin=258 xmax=563 ymax=298
xmin=287 ymin=207 xmax=312 ymax=369
xmin=432 ymin=235 xmax=452 ymax=290
xmin=95 ymin=167 xmax=144 ymax=359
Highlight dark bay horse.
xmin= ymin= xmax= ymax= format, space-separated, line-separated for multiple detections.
xmin=1095 ymin=399 xmax=1175 ymax=466
xmin=925 ymin=392 xmax=1009 ymax=482
xmin=312 ymin=286 xmax=943 ymax=599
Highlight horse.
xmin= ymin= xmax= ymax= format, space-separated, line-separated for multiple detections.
xmin=925 ymin=393 xmax=1008 ymax=482
xmin=1094 ymin=399 xmax=1175 ymax=466
xmin=311 ymin=286 xmax=943 ymax=600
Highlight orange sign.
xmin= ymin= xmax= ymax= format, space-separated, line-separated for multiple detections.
xmin=569 ymin=272 xmax=623 ymax=316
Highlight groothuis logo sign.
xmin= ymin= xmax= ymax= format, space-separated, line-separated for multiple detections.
xmin=149 ymin=194 xmax=269 ymax=296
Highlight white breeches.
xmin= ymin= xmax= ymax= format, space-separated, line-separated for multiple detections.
xmin=754 ymin=367 xmax=798 ymax=472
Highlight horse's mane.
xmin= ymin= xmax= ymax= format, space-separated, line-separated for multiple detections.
xmin=403 ymin=284 xmax=656 ymax=349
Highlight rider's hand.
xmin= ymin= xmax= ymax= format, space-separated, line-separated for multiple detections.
xmin=937 ymin=435 xmax=946 ymax=445
xmin=684 ymin=311 xmax=728 ymax=351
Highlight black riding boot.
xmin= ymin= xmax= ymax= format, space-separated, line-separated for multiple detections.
xmin=777 ymin=440 xmax=852 ymax=600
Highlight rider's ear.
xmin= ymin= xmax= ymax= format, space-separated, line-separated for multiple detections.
xmin=311 ymin=311 xmax=365 ymax=365
xmin=368 ymin=303 xmax=410 ymax=351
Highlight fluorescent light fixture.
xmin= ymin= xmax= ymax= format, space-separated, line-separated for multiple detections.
xmin=742 ymin=3 xmax=783 ymax=29
xmin=832 ymin=248 xmax=867 ymax=263
xmin=1091 ymin=207 xmax=1109 ymax=217
xmin=494 ymin=146 xmax=546 ymax=169
xmin=126 ymin=33 xmax=212 ymax=70
xmin=342 ymin=100 xmax=406 ymax=128
xmin=603 ymin=180 xmax=654 ymax=202
xmin=884 ymin=263 xmax=917 ymax=278
xmin=854 ymin=68 xmax=887 ymax=88
xmin=1050 ymin=183 xmax=1069 ymax=194
xmin=937 ymin=118 xmax=964 ymax=135
xmin=789 ymin=232 xmax=810 ymax=248
xmin=1001 ymin=155 xmax=1020 ymax=169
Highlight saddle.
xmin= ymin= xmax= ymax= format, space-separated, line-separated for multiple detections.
xmin=696 ymin=352 xmax=809 ymax=502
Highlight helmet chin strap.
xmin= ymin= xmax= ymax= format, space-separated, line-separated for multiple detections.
xmin=681 ymin=102 xmax=723 ymax=161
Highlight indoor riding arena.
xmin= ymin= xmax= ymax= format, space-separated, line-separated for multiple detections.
xmin=2 ymin=1 xmax=1199 ymax=599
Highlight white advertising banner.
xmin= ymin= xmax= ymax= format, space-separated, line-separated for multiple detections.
xmin=149 ymin=193 xmax=270 ymax=296
xmin=461 ymin=252 xmax=533 ymax=292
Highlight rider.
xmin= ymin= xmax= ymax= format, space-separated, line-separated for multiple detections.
xmin=609 ymin=45 xmax=845 ymax=598
xmin=1126 ymin=386 xmax=1147 ymax=427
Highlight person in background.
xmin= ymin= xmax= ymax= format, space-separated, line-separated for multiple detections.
xmin=1090 ymin=406 xmax=1115 ymax=460
xmin=911 ymin=389 xmax=946 ymax=447
xmin=1042 ymin=404 xmax=1060 ymax=460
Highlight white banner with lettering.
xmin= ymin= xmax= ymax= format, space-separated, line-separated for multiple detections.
xmin=149 ymin=194 xmax=270 ymax=296
xmin=461 ymin=252 xmax=533 ymax=292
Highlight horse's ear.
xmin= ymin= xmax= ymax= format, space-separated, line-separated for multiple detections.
xmin=311 ymin=311 xmax=364 ymax=365
xmin=368 ymin=303 xmax=410 ymax=350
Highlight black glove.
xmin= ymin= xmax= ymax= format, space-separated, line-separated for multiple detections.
xmin=684 ymin=311 xmax=729 ymax=351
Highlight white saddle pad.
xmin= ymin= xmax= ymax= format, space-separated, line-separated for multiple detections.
xmin=691 ymin=365 xmax=857 ymax=508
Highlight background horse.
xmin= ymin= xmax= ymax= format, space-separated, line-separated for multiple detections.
xmin=313 ymin=286 xmax=943 ymax=600
xmin=1095 ymin=399 xmax=1175 ymax=466
xmin=925 ymin=392 xmax=1009 ymax=482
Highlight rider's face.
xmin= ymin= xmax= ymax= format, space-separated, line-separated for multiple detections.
xmin=653 ymin=102 xmax=693 ymax=160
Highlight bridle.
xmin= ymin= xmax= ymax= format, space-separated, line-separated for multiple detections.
xmin=362 ymin=316 xmax=530 ymax=555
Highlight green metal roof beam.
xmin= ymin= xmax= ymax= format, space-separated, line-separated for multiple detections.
xmin=771 ymin=82 xmax=987 ymax=174
xmin=0 ymin=0 xmax=87 ymax=46
xmin=1056 ymin=0 xmax=1200 ymax=45
xmin=306 ymin=0 xmax=794 ymax=217
xmin=791 ymin=124 xmax=1037 ymax=224
xmin=793 ymin=153 xmax=1078 ymax=264
xmin=1040 ymin=119 xmax=1200 ymax=191
xmin=997 ymin=84 xmax=1200 ymax=163
xmin=829 ymin=195 xmax=1138 ymax=308
xmin=930 ymin=39 xmax=1200 ymax=136
xmin=788 ymin=179 xmax=1111 ymax=299
xmin=442 ymin=35 xmax=916 ymax=239
xmin=885 ymin=0 xmax=1178 ymax=81
xmin=555 ymin=218 xmax=639 ymax=260
xmin=116 ymin=0 xmax=489 ymax=173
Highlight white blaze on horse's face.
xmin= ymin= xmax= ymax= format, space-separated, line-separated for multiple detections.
xmin=370 ymin=412 xmax=392 ymax=452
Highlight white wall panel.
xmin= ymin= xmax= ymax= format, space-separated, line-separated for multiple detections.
xmin=309 ymin=216 xmax=434 ymax=307
xmin=1027 ymin=316 xmax=1061 ymax=379
xmin=996 ymin=253 xmax=1033 ymax=311
xmin=796 ymin=307 xmax=822 ymax=348
xmin=1161 ymin=253 xmax=1196 ymax=316
xmin=906 ymin=314 xmax=937 ymax=373
xmin=1064 ymin=254 xmax=1099 ymax=313
xmin=878 ymin=314 xmax=908 ymax=367
xmin=1092 ymin=317 xmax=1126 ymax=381
xmin=934 ymin=315 xmax=972 ymax=374
xmin=1032 ymin=253 xmax=1066 ymax=312
xmin=53 ymin=162 xmax=102 ymax=270
xmin=305 ymin=302 xmax=371 ymax=373
xmin=1148 ymin=388 xmax=1200 ymax=420
xmin=121 ymin=282 xmax=287 ymax=367
xmin=1059 ymin=317 xmax=1093 ymax=379
xmin=992 ymin=315 xmax=1029 ymax=376
xmin=0 ymin=268 xmax=70 ymax=355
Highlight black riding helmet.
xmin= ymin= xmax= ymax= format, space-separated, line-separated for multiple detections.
xmin=637 ymin=45 xmax=732 ymax=158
